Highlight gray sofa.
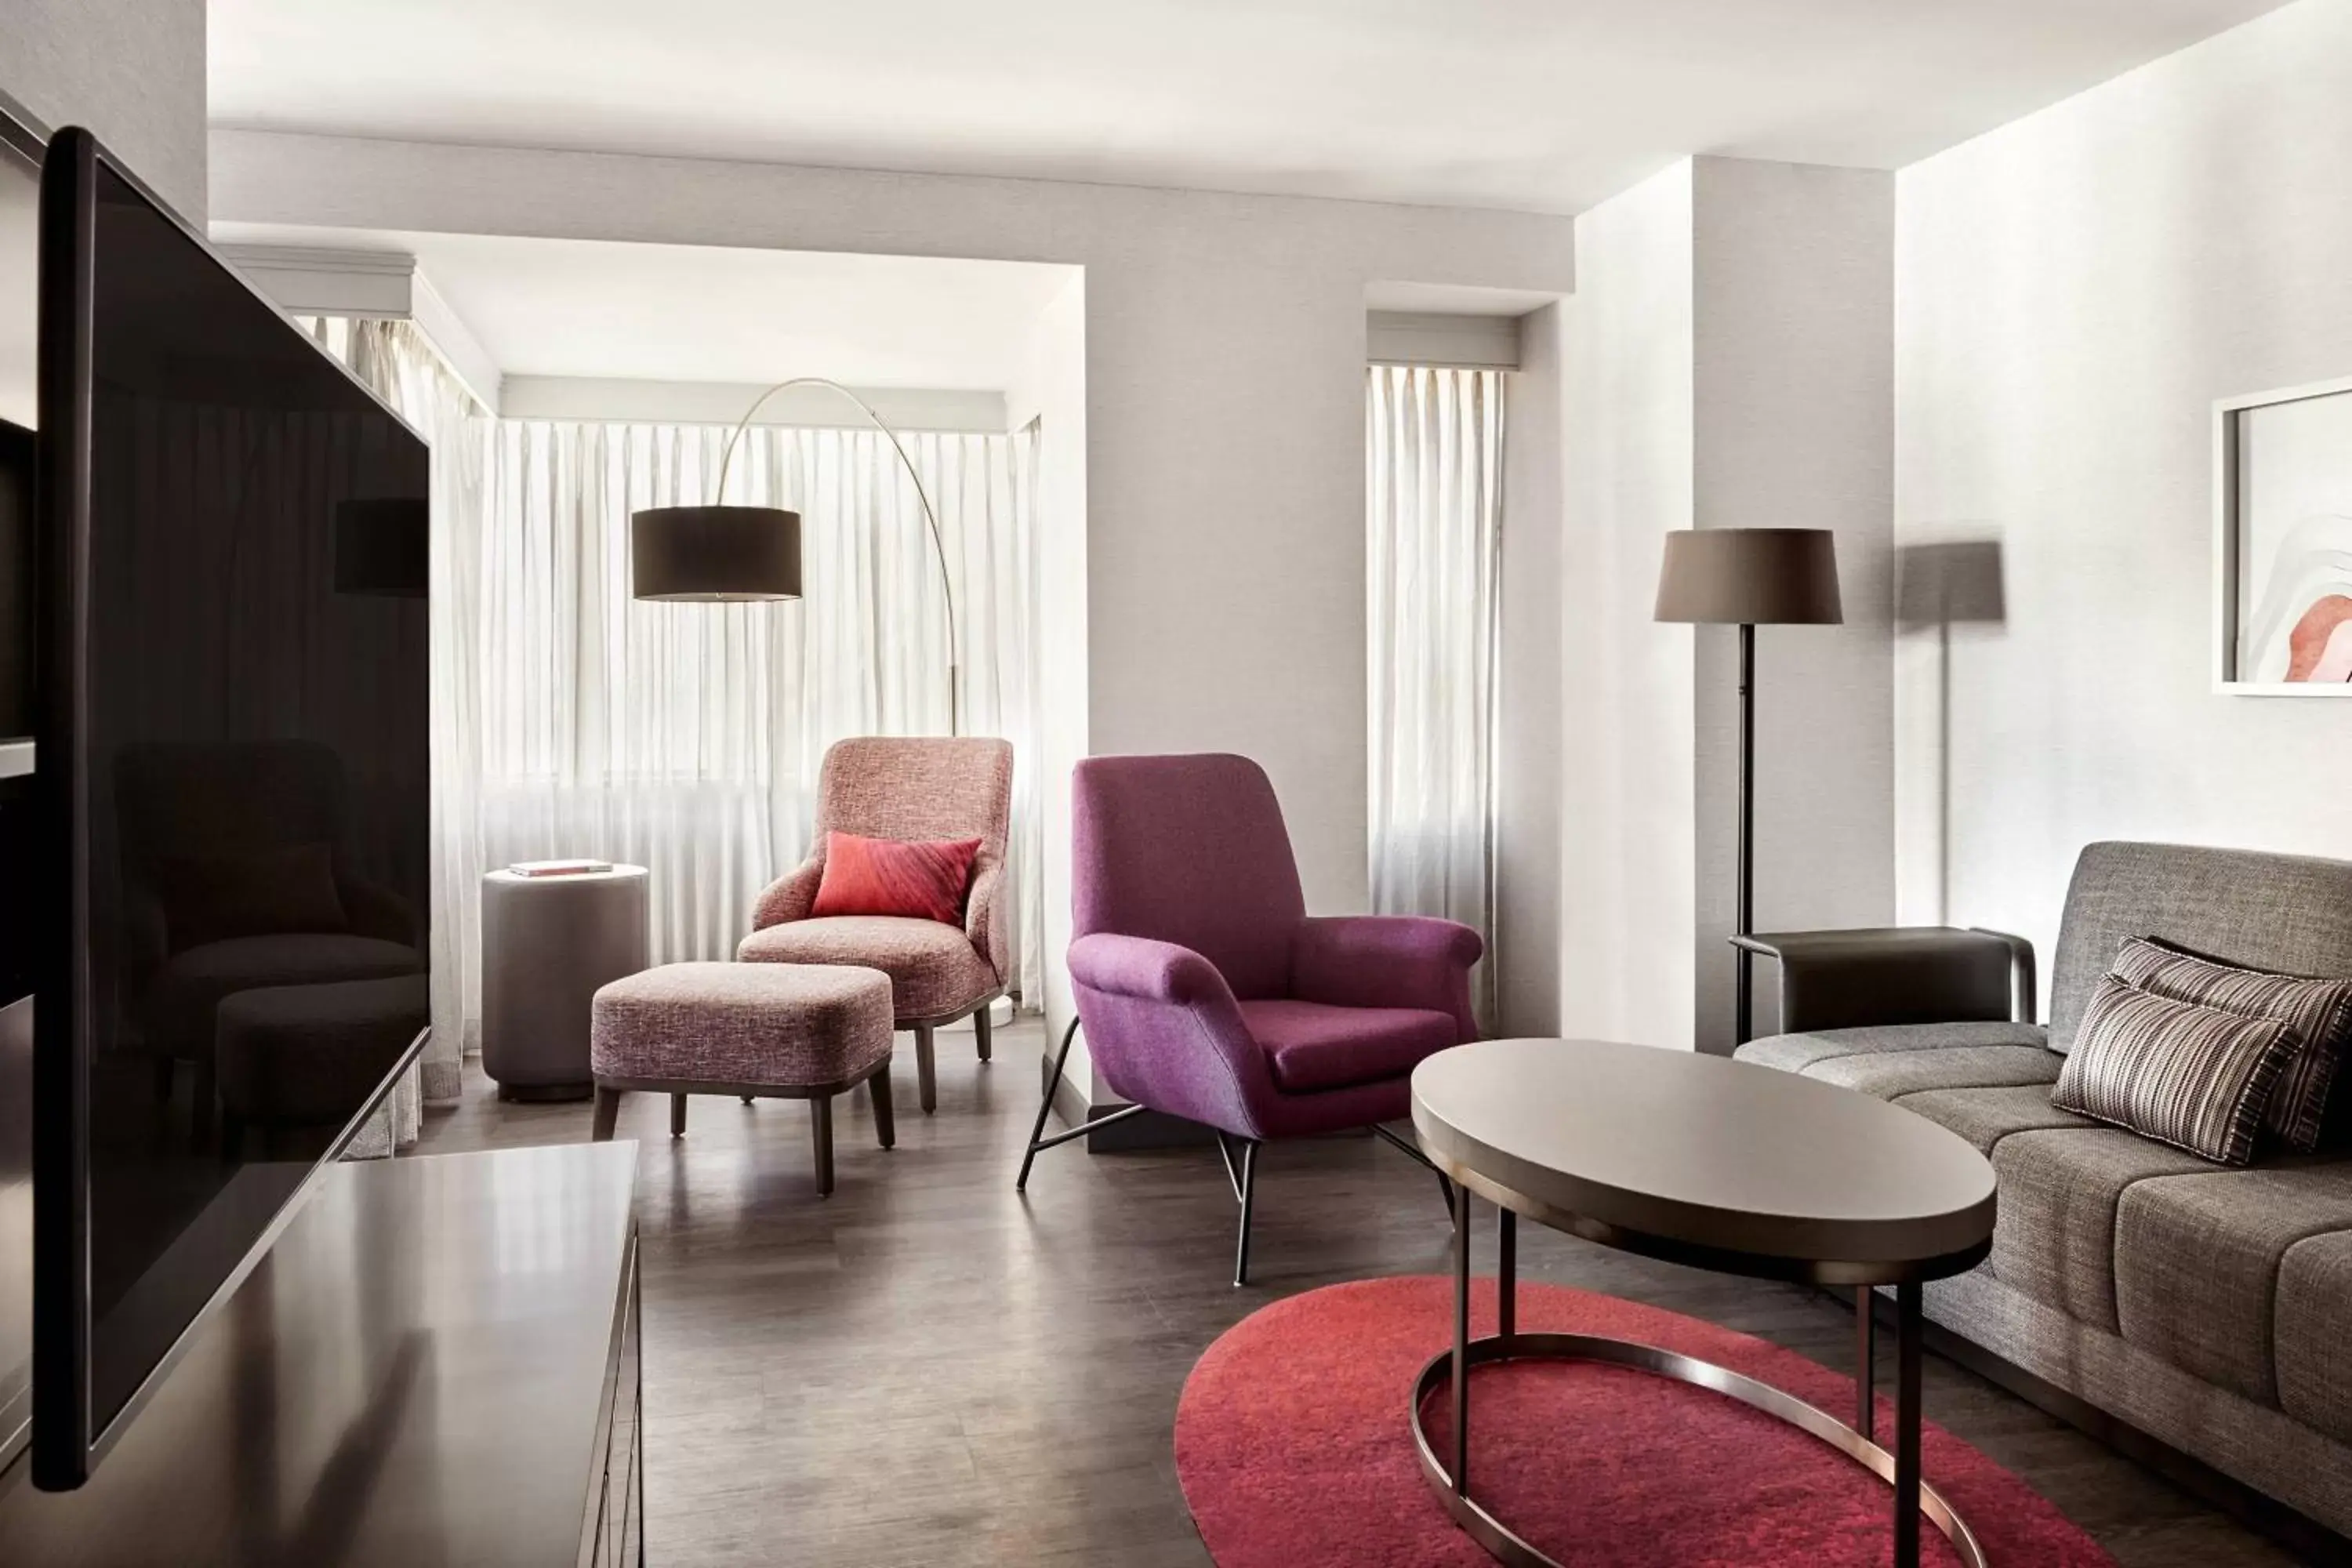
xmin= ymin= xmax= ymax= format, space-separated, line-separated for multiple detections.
xmin=1734 ymin=840 xmax=2352 ymax=1544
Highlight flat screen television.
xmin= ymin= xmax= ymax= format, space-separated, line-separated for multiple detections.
xmin=30 ymin=127 xmax=430 ymax=1489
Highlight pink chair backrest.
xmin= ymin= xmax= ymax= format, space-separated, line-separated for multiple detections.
xmin=815 ymin=737 xmax=1013 ymax=858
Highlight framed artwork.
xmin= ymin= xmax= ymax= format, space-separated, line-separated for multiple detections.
xmin=2214 ymin=376 xmax=2352 ymax=694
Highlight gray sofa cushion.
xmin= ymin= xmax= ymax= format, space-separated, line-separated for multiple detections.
xmin=1810 ymin=1044 xmax=2063 ymax=1098
xmin=1987 ymin=1127 xmax=2212 ymax=1330
xmin=1888 ymin=1083 xmax=2095 ymax=1155
xmin=2278 ymin=1231 xmax=2352 ymax=1445
xmin=1737 ymin=1020 xmax=2050 ymax=1074
xmin=2114 ymin=1166 xmax=2352 ymax=1406
xmin=2049 ymin=842 xmax=2352 ymax=1053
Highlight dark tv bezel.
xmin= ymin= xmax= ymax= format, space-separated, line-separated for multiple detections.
xmin=29 ymin=126 xmax=430 ymax=1491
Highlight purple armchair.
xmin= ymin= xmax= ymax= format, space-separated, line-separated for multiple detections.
xmin=1015 ymin=753 xmax=1483 ymax=1284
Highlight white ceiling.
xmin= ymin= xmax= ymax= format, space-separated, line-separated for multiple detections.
xmin=209 ymin=0 xmax=2291 ymax=215
xmin=209 ymin=224 xmax=1078 ymax=388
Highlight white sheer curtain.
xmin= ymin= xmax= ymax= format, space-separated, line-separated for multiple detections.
xmin=296 ymin=316 xmax=492 ymax=1149
xmin=435 ymin=419 xmax=1043 ymax=1058
xmin=1366 ymin=365 xmax=1504 ymax=1026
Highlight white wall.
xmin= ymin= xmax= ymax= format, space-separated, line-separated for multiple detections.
xmin=1559 ymin=156 xmax=1896 ymax=1052
xmin=1496 ymin=303 xmax=1566 ymax=1036
xmin=1895 ymin=0 xmax=2352 ymax=1004
xmin=1560 ymin=162 xmax=1699 ymax=1049
xmin=211 ymin=132 xmax=1577 ymax=1100
xmin=1005 ymin=272 xmax=1091 ymax=1088
xmin=209 ymin=136 xmax=1575 ymax=960
xmin=0 ymin=0 xmax=207 ymax=223
xmin=1690 ymin=158 xmax=1896 ymax=1051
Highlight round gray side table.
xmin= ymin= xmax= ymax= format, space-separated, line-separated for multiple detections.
xmin=1410 ymin=1037 xmax=1998 ymax=1568
xmin=481 ymin=865 xmax=649 ymax=1102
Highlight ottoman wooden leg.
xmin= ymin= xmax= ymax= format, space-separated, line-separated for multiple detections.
xmin=870 ymin=1065 xmax=895 ymax=1149
xmin=975 ymin=1004 xmax=993 ymax=1064
xmin=915 ymin=1025 xmax=938 ymax=1114
xmin=592 ymin=1086 xmax=622 ymax=1141
xmin=811 ymin=1094 xmax=836 ymax=1196
xmin=670 ymin=1093 xmax=688 ymax=1138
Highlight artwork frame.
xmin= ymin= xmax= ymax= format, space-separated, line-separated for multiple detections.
xmin=2213 ymin=375 xmax=2352 ymax=695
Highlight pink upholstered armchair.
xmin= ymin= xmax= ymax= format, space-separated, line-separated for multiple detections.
xmin=740 ymin=736 xmax=1014 ymax=1113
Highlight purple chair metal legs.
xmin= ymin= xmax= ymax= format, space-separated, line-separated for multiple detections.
xmin=1016 ymin=753 xmax=1483 ymax=1284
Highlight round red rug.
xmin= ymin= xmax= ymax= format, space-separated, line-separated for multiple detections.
xmin=1174 ymin=1276 xmax=2116 ymax=1568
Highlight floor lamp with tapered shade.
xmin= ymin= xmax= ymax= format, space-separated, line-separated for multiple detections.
xmin=1654 ymin=528 xmax=1844 ymax=1045
xmin=629 ymin=376 xmax=962 ymax=735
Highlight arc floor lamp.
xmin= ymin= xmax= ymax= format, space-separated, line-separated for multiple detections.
xmin=629 ymin=376 xmax=964 ymax=735
xmin=1654 ymin=527 xmax=1843 ymax=1045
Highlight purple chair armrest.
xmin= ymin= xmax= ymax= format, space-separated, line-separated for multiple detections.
xmin=1068 ymin=932 xmax=1232 ymax=1007
xmin=1066 ymin=933 xmax=1279 ymax=1138
xmin=1290 ymin=915 xmax=1483 ymax=1040
xmin=752 ymin=853 xmax=824 ymax=931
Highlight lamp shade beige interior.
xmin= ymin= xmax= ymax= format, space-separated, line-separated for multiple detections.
xmin=1653 ymin=528 xmax=1844 ymax=626
xmin=631 ymin=505 xmax=804 ymax=601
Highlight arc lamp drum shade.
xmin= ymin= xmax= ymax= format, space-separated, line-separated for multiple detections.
xmin=631 ymin=504 xmax=804 ymax=602
xmin=1654 ymin=528 xmax=1843 ymax=626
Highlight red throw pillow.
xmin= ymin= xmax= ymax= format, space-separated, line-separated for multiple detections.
xmin=811 ymin=831 xmax=982 ymax=925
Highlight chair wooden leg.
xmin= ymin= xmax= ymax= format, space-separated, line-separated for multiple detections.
xmin=591 ymin=1086 xmax=622 ymax=1141
xmin=914 ymin=1025 xmax=938 ymax=1114
xmin=739 ymin=1094 xmax=754 ymax=1106
xmin=973 ymin=1004 xmax=993 ymax=1064
xmin=670 ymin=1093 xmax=688 ymax=1138
xmin=811 ymin=1093 xmax=836 ymax=1196
xmin=869 ymin=1065 xmax=895 ymax=1149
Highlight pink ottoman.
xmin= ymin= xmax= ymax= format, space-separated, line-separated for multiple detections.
xmin=590 ymin=961 xmax=895 ymax=1195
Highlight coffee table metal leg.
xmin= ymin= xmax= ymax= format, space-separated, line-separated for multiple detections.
xmin=1895 ymin=1280 xmax=1923 ymax=1568
xmin=1454 ymin=1179 xmax=1473 ymax=1497
xmin=1855 ymin=1285 xmax=1875 ymax=1442
xmin=1497 ymin=1208 xmax=1517 ymax=1347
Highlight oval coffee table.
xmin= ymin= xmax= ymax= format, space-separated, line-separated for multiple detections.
xmin=1410 ymin=1038 xmax=1998 ymax=1568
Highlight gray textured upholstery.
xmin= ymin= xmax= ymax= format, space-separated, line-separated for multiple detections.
xmin=1737 ymin=840 xmax=2352 ymax=1530
xmin=1889 ymin=1083 xmax=2095 ymax=1155
xmin=1986 ymin=1128 xmax=2214 ymax=1330
xmin=1737 ymin=1020 xmax=2049 ymax=1074
xmin=1737 ymin=1021 xmax=2058 ymax=1098
xmin=2114 ymin=1166 xmax=2352 ymax=1406
xmin=1806 ymin=1043 xmax=2061 ymax=1098
xmin=1926 ymin=1265 xmax=2352 ymax=1538
xmin=2049 ymin=841 xmax=2352 ymax=1052
xmin=2277 ymin=1232 xmax=2352 ymax=1446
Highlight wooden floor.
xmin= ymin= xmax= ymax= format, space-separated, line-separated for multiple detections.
xmin=421 ymin=1021 xmax=2303 ymax=1567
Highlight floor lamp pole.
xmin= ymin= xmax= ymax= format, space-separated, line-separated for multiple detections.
xmin=1735 ymin=621 xmax=1756 ymax=1047
xmin=1653 ymin=527 xmax=1843 ymax=1052
xmin=713 ymin=376 xmax=963 ymax=736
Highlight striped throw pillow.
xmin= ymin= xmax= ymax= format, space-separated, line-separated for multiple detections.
xmin=2111 ymin=937 xmax=2352 ymax=1152
xmin=2053 ymin=976 xmax=2298 ymax=1165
